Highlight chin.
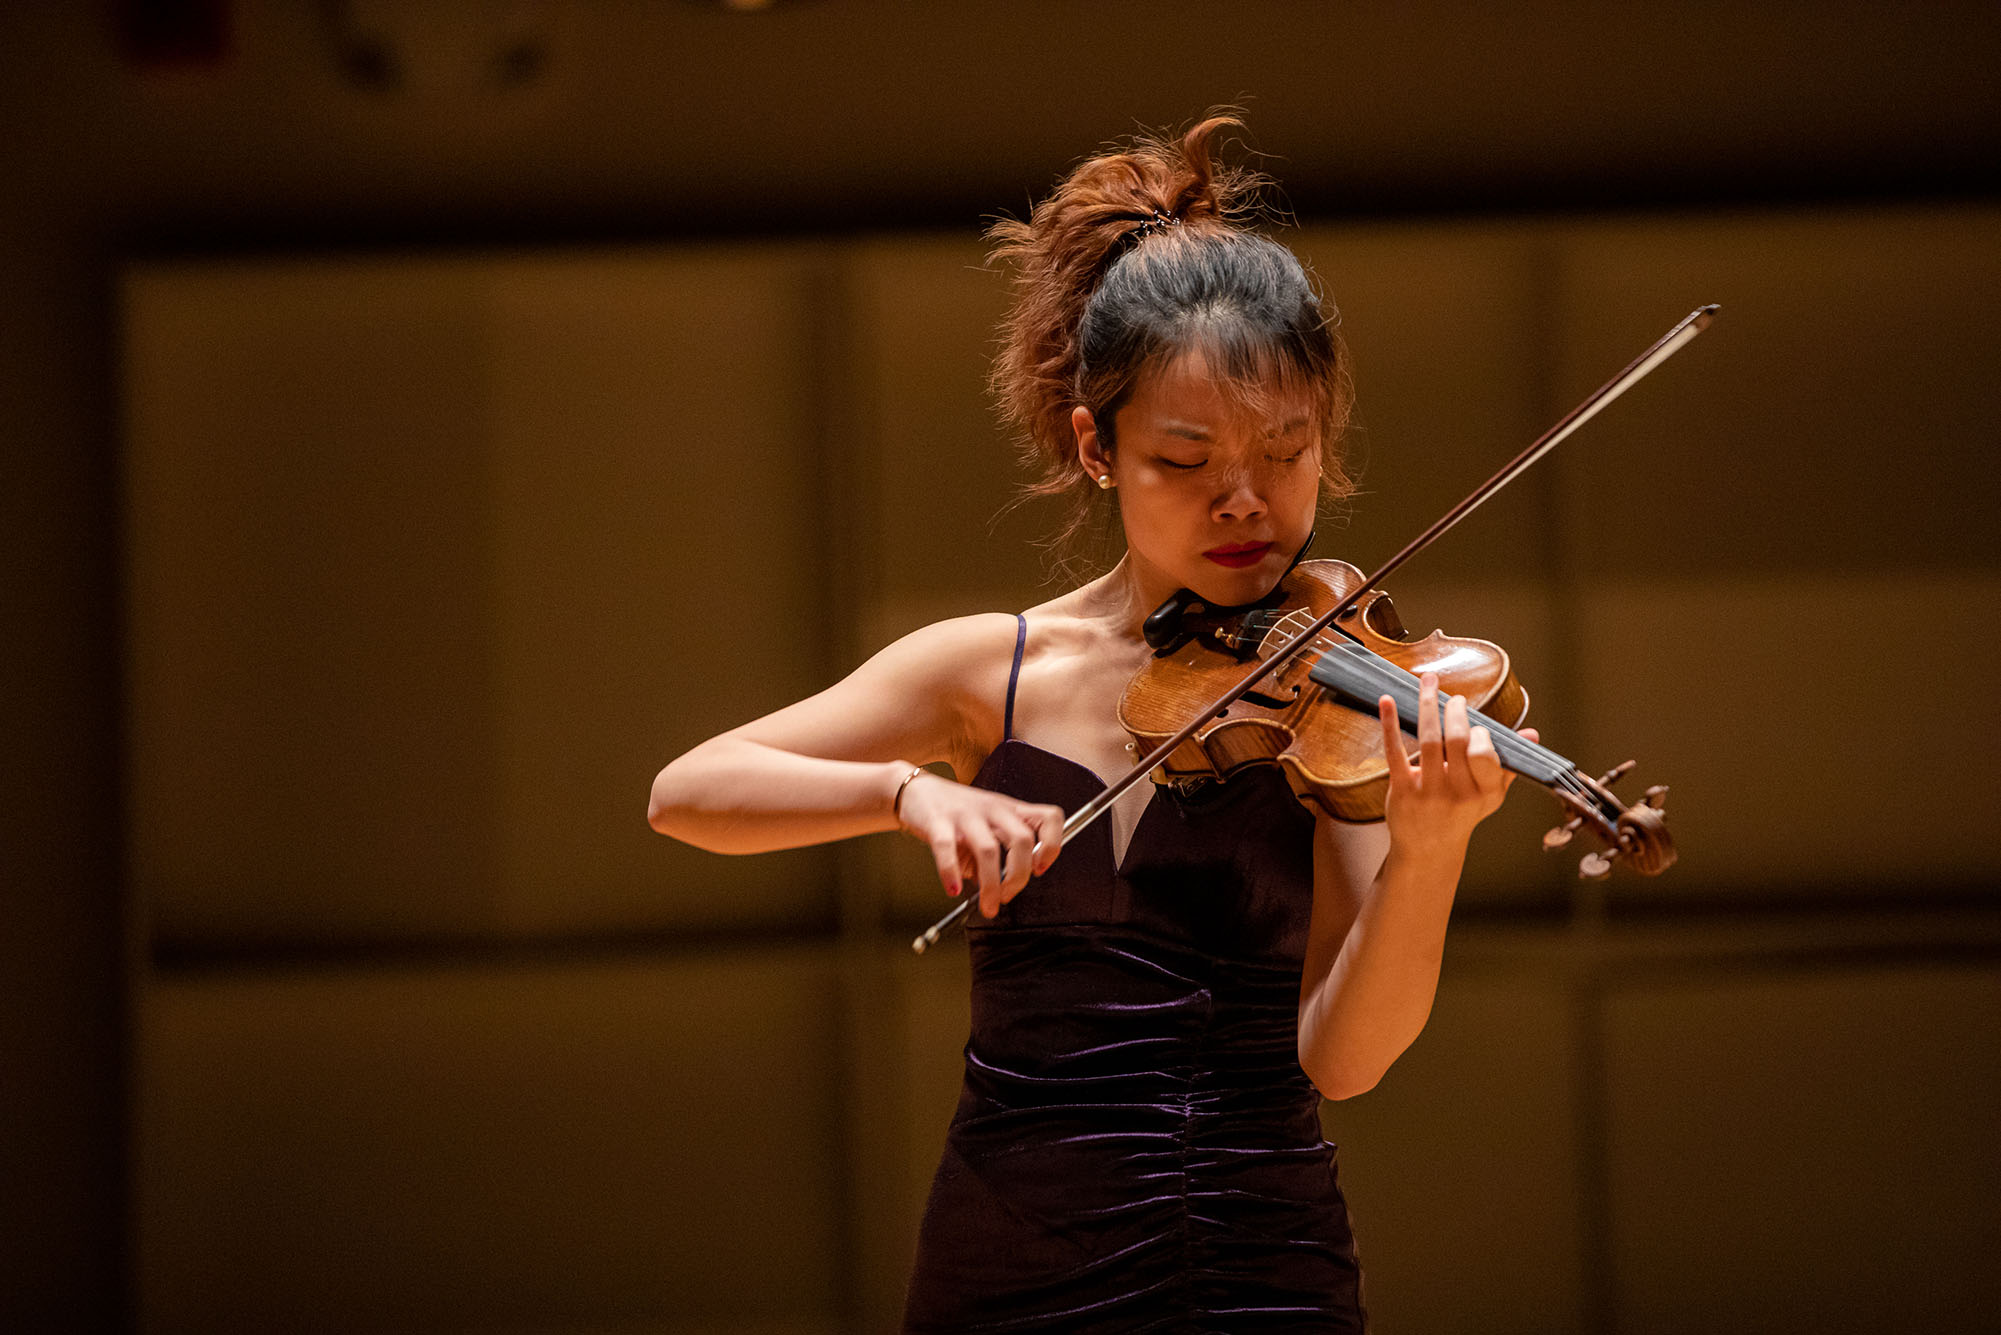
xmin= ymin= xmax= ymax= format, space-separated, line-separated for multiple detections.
xmin=1185 ymin=561 xmax=1286 ymax=607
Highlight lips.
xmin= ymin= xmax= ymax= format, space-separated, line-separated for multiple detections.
xmin=1202 ymin=541 xmax=1274 ymax=569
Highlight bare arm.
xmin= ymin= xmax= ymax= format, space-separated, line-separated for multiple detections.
xmin=648 ymin=734 xmax=921 ymax=855
xmin=647 ymin=613 xmax=1066 ymax=915
xmin=1297 ymin=674 xmax=1529 ymax=1100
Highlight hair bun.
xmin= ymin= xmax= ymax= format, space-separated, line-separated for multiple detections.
xmin=987 ymin=113 xmax=1266 ymax=474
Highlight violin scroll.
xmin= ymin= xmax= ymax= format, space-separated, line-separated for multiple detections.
xmin=1545 ymin=762 xmax=1676 ymax=879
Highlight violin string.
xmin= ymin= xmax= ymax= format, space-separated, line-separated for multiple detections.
xmin=1244 ymin=600 xmax=1611 ymax=816
xmin=1231 ymin=581 xmax=1636 ymax=821
xmin=1293 ymin=630 xmax=1605 ymax=806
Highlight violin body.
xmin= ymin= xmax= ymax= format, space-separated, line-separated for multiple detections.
xmin=1120 ymin=560 xmax=1530 ymax=822
xmin=1119 ymin=559 xmax=1671 ymax=876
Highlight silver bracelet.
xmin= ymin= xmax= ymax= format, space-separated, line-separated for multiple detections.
xmin=890 ymin=765 xmax=928 ymax=822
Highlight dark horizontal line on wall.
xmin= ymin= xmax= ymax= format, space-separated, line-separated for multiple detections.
xmin=115 ymin=177 xmax=2001 ymax=268
xmin=882 ymin=882 xmax=2001 ymax=938
xmin=147 ymin=915 xmax=840 ymax=978
xmin=1600 ymin=881 xmax=2001 ymax=921
xmin=148 ymin=882 xmax=2001 ymax=978
xmin=1588 ymin=935 xmax=2001 ymax=983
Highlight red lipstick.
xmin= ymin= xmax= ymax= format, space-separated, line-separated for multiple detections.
xmin=1202 ymin=541 xmax=1273 ymax=569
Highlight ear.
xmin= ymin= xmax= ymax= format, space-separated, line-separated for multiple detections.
xmin=1072 ymin=404 xmax=1111 ymax=481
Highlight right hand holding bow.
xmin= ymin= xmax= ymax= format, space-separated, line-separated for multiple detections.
xmin=896 ymin=773 xmax=1066 ymax=920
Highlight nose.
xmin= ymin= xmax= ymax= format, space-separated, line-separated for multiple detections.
xmin=1211 ymin=463 xmax=1269 ymax=523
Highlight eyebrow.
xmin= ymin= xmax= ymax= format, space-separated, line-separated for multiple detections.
xmin=1160 ymin=416 xmax=1311 ymax=440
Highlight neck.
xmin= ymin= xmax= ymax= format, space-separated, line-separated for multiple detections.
xmin=1081 ymin=549 xmax=1216 ymax=644
xmin=1088 ymin=544 xmax=1256 ymax=648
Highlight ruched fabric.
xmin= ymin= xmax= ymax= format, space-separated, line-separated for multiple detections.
xmin=902 ymin=740 xmax=1365 ymax=1333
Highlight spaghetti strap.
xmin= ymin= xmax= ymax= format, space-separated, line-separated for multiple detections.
xmin=1002 ymin=614 xmax=1027 ymax=742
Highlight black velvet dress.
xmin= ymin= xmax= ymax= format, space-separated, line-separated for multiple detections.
xmin=902 ymin=622 xmax=1366 ymax=1332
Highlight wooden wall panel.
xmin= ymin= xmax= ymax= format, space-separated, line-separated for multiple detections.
xmin=1331 ymin=953 xmax=1590 ymax=1335
xmin=1577 ymin=573 xmax=2001 ymax=896
xmin=480 ymin=252 xmax=834 ymax=934
xmin=1291 ymin=224 xmax=1554 ymax=578
xmin=125 ymin=263 xmax=507 ymax=943
xmin=1600 ymin=964 xmax=2001 ymax=1334
xmin=1550 ymin=209 xmax=2001 ymax=578
xmin=1548 ymin=208 xmax=2001 ymax=899
xmin=138 ymin=948 xmax=844 ymax=1335
xmin=125 ymin=251 xmax=835 ymax=945
xmin=845 ymin=945 xmax=974 ymax=1331
xmin=846 ymin=238 xmax=1052 ymax=605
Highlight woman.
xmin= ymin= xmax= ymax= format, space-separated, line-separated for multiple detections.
xmin=648 ymin=116 xmax=1526 ymax=1332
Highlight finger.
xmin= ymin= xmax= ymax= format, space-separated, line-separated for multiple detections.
xmin=929 ymin=834 xmax=963 ymax=898
xmin=1378 ymin=694 xmax=1414 ymax=782
xmin=1466 ymin=723 xmax=1504 ymax=790
xmin=1443 ymin=693 xmax=1472 ymax=781
xmin=1416 ymin=673 xmax=1443 ymax=776
xmin=1027 ymin=804 xmax=1066 ymax=873
xmin=995 ymin=816 xmax=1036 ymax=897
xmin=968 ymin=833 xmax=1003 ymax=919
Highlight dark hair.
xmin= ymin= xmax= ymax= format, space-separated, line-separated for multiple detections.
xmin=987 ymin=113 xmax=1355 ymax=560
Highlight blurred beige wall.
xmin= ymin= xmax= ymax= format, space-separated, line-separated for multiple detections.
xmin=5 ymin=3 xmax=2000 ymax=1332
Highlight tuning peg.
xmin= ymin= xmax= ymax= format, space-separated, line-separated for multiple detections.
xmin=1594 ymin=760 xmax=1637 ymax=789
xmin=1579 ymin=849 xmax=1616 ymax=879
xmin=1543 ymin=814 xmax=1584 ymax=850
xmin=1642 ymin=784 xmax=1668 ymax=810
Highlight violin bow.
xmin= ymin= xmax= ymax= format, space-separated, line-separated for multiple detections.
xmin=913 ymin=304 xmax=1716 ymax=954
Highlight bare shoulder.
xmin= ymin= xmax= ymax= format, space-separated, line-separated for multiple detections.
xmin=1016 ymin=586 xmax=1119 ymax=665
xmin=857 ymin=611 xmax=1024 ymax=697
xmin=721 ymin=610 xmax=1025 ymax=776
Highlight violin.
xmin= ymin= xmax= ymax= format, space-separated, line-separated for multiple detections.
xmin=1122 ymin=559 xmax=1674 ymax=877
xmin=913 ymin=304 xmax=1715 ymax=954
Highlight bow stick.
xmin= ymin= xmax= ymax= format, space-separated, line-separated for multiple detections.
xmin=913 ymin=304 xmax=1717 ymax=954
